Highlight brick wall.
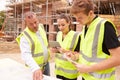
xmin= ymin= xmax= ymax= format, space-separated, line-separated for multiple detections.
xmin=100 ymin=15 xmax=120 ymax=35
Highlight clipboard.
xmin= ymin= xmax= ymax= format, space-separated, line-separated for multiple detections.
xmin=49 ymin=41 xmax=61 ymax=47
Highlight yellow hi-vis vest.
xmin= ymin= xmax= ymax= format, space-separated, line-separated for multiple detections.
xmin=79 ymin=17 xmax=116 ymax=80
xmin=55 ymin=30 xmax=80 ymax=79
xmin=16 ymin=24 xmax=49 ymax=69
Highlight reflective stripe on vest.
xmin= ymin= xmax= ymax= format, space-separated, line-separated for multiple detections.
xmin=56 ymin=32 xmax=80 ymax=60
xmin=69 ymin=32 xmax=80 ymax=50
xmin=24 ymin=31 xmax=35 ymax=56
xmin=55 ymin=32 xmax=79 ymax=75
xmin=80 ymin=19 xmax=115 ymax=79
xmin=37 ymin=30 xmax=48 ymax=63
xmin=89 ymin=71 xmax=115 ymax=79
xmin=80 ymin=19 xmax=106 ymax=62
xmin=23 ymin=31 xmax=48 ymax=63
xmin=56 ymin=67 xmax=78 ymax=74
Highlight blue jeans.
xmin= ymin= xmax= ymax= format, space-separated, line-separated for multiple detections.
xmin=43 ymin=62 xmax=50 ymax=76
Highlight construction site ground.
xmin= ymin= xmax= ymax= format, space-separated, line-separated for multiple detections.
xmin=0 ymin=39 xmax=56 ymax=76
xmin=0 ymin=40 xmax=120 ymax=80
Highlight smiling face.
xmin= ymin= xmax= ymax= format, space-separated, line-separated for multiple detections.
xmin=25 ymin=12 xmax=39 ymax=33
xmin=57 ymin=14 xmax=72 ymax=34
xmin=57 ymin=18 xmax=69 ymax=34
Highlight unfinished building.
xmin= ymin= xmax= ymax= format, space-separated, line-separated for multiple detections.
xmin=2 ymin=0 xmax=120 ymax=41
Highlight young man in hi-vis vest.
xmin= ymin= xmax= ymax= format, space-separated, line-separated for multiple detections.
xmin=70 ymin=0 xmax=120 ymax=80
xmin=16 ymin=12 xmax=50 ymax=80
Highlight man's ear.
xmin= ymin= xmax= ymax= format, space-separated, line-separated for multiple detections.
xmin=89 ymin=10 xmax=94 ymax=16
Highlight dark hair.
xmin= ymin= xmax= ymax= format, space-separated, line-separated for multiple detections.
xmin=70 ymin=0 xmax=95 ymax=15
xmin=58 ymin=13 xmax=73 ymax=30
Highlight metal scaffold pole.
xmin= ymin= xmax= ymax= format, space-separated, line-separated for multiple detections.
xmin=98 ymin=0 xmax=100 ymax=15
xmin=15 ymin=0 xmax=17 ymax=38
xmin=45 ymin=0 xmax=48 ymax=31
xmin=22 ymin=0 xmax=24 ymax=31
xmin=30 ymin=0 xmax=32 ymax=12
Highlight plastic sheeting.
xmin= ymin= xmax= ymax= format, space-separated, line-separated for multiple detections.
xmin=0 ymin=58 xmax=61 ymax=80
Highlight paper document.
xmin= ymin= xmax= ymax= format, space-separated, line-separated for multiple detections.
xmin=0 ymin=58 xmax=61 ymax=80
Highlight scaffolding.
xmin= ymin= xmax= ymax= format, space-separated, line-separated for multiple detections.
xmin=5 ymin=0 xmax=63 ymax=40
xmin=4 ymin=0 xmax=120 ymax=41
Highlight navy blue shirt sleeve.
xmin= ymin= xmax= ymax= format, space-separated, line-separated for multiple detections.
xmin=74 ymin=36 xmax=81 ymax=52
